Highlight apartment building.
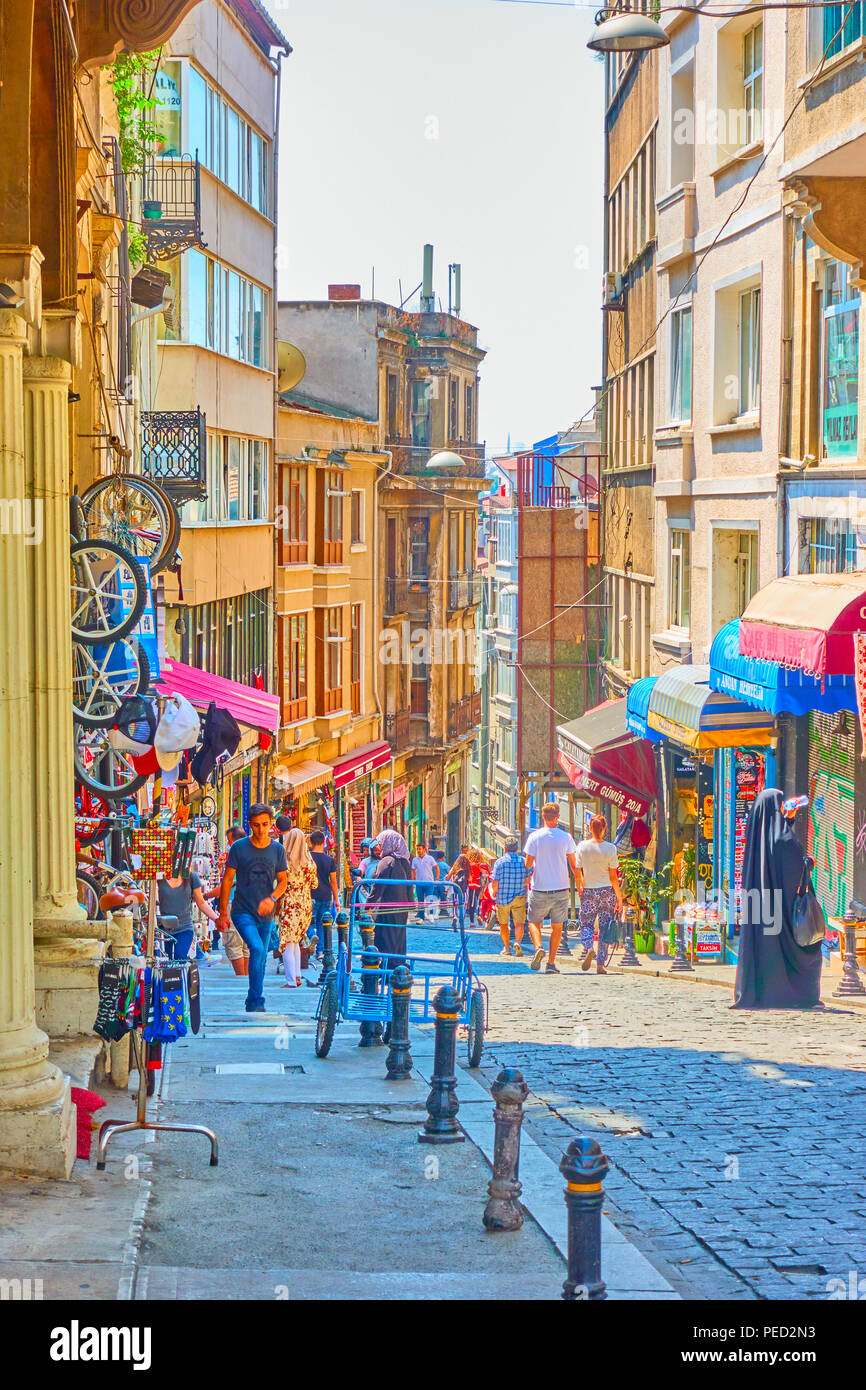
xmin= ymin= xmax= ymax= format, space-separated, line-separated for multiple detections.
xmin=278 ymin=255 xmax=487 ymax=859
xmin=146 ymin=0 xmax=289 ymax=829
xmin=602 ymin=40 xmax=658 ymax=693
xmin=653 ymin=7 xmax=783 ymax=663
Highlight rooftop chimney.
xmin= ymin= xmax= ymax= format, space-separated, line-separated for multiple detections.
xmin=328 ymin=284 xmax=361 ymax=301
xmin=421 ymin=245 xmax=435 ymax=313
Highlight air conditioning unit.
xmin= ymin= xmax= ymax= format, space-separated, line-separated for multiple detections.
xmin=603 ymin=271 xmax=624 ymax=304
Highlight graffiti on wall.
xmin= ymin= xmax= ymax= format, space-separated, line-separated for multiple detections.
xmin=808 ymin=771 xmax=855 ymax=919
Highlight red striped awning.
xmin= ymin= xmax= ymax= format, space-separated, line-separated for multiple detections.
xmin=155 ymin=658 xmax=280 ymax=734
xmin=331 ymin=740 xmax=392 ymax=789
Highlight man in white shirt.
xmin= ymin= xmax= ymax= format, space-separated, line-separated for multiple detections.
xmin=523 ymin=802 xmax=579 ymax=974
xmin=411 ymin=840 xmax=438 ymax=921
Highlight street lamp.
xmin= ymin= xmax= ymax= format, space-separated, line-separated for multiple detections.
xmin=425 ymin=449 xmax=466 ymax=472
xmin=587 ymin=8 xmax=670 ymax=51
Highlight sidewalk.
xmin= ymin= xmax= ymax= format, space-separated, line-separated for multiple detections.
xmin=594 ymin=945 xmax=866 ymax=1009
xmin=0 ymin=952 xmax=677 ymax=1301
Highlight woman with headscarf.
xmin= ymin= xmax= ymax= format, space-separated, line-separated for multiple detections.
xmin=277 ymin=826 xmax=318 ymax=987
xmin=733 ymin=788 xmax=823 ymax=1010
xmin=366 ymin=828 xmax=412 ymax=960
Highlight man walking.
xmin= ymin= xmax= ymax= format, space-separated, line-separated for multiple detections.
xmin=489 ymin=837 xmax=529 ymax=957
xmin=218 ymin=804 xmax=288 ymax=1013
xmin=308 ymin=828 xmax=339 ymax=957
xmin=523 ymin=802 xmax=579 ymax=974
xmin=411 ymin=839 xmax=438 ymax=921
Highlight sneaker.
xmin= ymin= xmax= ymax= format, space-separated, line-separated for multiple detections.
xmin=581 ymin=947 xmax=595 ymax=973
xmin=513 ymin=942 xmax=524 ymax=957
xmin=545 ymin=962 xmax=560 ymax=974
xmin=530 ymin=947 xmax=545 ymax=971
xmin=499 ymin=946 xmax=513 ymax=957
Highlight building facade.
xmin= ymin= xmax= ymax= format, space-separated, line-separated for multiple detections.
xmin=278 ymin=259 xmax=487 ymax=860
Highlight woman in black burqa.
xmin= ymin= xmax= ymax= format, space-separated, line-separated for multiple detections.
xmin=733 ymin=788 xmax=823 ymax=1009
xmin=365 ymin=828 xmax=412 ymax=960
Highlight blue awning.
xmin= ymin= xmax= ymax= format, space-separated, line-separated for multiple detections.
xmin=626 ymin=676 xmax=663 ymax=742
xmin=709 ymin=620 xmax=856 ymax=716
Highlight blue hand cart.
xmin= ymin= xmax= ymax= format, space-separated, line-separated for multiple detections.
xmin=314 ymin=879 xmax=488 ymax=1067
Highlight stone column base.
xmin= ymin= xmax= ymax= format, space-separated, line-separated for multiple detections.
xmin=0 ymin=1077 xmax=76 ymax=1179
xmin=33 ymin=933 xmax=105 ymax=1038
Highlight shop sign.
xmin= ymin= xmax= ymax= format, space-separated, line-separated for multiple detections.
xmin=685 ymin=922 xmax=723 ymax=958
xmin=383 ymin=783 xmax=407 ymax=810
xmin=823 ymin=303 xmax=859 ymax=460
xmin=557 ymin=735 xmax=592 ymax=773
xmin=120 ymin=556 xmax=159 ymax=680
xmin=557 ymin=751 xmax=649 ymax=817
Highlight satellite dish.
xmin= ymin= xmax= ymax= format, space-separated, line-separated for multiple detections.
xmin=277 ymin=340 xmax=306 ymax=393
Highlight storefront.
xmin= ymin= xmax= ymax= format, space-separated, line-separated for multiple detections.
xmin=272 ymin=759 xmax=333 ymax=829
xmin=331 ymin=739 xmax=392 ymax=882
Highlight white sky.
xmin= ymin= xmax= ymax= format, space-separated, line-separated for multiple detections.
xmin=265 ymin=0 xmax=604 ymax=453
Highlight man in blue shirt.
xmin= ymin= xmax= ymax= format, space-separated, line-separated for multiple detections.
xmin=489 ymin=838 xmax=530 ymax=957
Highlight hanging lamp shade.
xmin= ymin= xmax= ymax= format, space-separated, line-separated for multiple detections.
xmin=587 ymin=11 xmax=670 ymax=52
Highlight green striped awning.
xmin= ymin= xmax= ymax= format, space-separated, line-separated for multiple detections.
xmin=647 ymin=664 xmax=775 ymax=750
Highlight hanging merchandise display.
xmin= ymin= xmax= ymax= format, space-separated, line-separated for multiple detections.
xmin=189 ymin=703 xmax=242 ymax=786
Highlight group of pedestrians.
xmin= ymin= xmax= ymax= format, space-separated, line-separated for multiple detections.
xmin=489 ymin=802 xmax=623 ymax=975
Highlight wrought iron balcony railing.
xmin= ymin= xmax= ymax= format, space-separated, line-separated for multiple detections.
xmin=385 ymin=710 xmax=411 ymax=748
xmin=142 ymin=156 xmax=206 ymax=260
xmin=448 ymin=690 xmax=482 ymax=740
xmin=141 ymin=408 xmax=207 ymax=503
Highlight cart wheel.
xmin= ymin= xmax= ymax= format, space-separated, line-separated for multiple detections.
xmin=315 ymin=978 xmax=338 ymax=1058
xmin=467 ymin=989 xmax=485 ymax=1069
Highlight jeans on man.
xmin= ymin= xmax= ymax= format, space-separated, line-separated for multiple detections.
xmin=311 ymin=898 xmax=334 ymax=953
xmin=416 ymin=883 xmax=438 ymax=919
xmin=232 ymin=910 xmax=273 ymax=1010
xmin=164 ymin=928 xmax=194 ymax=962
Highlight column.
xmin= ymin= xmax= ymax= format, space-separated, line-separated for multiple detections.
xmin=0 ymin=309 xmax=74 ymax=1178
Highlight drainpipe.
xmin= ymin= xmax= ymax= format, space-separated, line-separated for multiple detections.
xmin=372 ymin=448 xmax=393 ymax=733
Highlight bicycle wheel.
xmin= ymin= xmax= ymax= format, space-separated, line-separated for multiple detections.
xmin=81 ymin=475 xmax=175 ymax=575
xmin=72 ymin=638 xmax=151 ymax=728
xmin=76 ymin=872 xmax=101 ymax=919
xmin=74 ymin=724 xmax=148 ymax=799
xmin=70 ymin=539 xmax=147 ymax=645
xmin=70 ymin=494 xmax=87 ymax=543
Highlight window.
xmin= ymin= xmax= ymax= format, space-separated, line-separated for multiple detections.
xmin=323 ymin=470 xmax=344 ymax=563
xmin=449 ymin=512 xmax=461 ymax=577
xmin=803 ymin=518 xmax=858 ymax=574
xmin=464 ymin=382 xmax=474 ymax=441
xmin=183 ymin=590 xmax=268 ymax=684
xmin=449 ymin=377 xmax=459 ymax=440
xmin=386 ymin=371 xmax=399 ymax=438
xmin=323 ymin=606 xmax=343 ymax=711
xmin=166 ymin=251 xmax=269 ymax=367
xmin=351 ymin=489 xmax=364 ymax=545
xmin=157 ymin=60 xmax=269 ymax=215
xmin=279 ymin=466 xmax=307 ymax=563
xmin=225 ymin=436 xmax=241 ymax=521
xmin=411 ymin=380 xmax=432 ymax=448
xmin=249 ymin=440 xmax=267 ymax=520
xmin=350 ymin=603 xmax=361 ymax=716
xmin=668 ymin=527 xmax=691 ymax=630
xmin=742 ymin=24 xmax=763 ymax=146
xmin=281 ymin=613 xmax=307 ymax=722
xmin=409 ymin=516 xmax=429 ymax=580
xmin=736 ymin=530 xmax=758 ymax=613
xmin=738 ymin=287 xmax=761 ymax=415
xmin=670 ymin=306 xmax=692 ymax=423
xmin=822 ymin=261 xmax=860 ymax=459
xmin=822 ymin=3 xmax=864 ymax=59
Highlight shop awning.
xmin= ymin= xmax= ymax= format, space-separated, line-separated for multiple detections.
xmin=710 ymin=620 xmax=856 ymax=716
xmin=273 ymin=759 xmax=333 ymax=797
xmin=155 ymin=658 xmax=281 ymax=733
xmin=647 ymin=663 xmax=775 ymax=750
xmin=739 ymin=573 xmax=866 ymax=676
xmin=625 ymin=676 xmax=663 ymax=742
xmin=556 ymin=699 xmax=657 ymax=816
xmin=331 ymin=740 xmax=392 ymax=789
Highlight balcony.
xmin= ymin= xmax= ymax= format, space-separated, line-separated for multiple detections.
xmin=447 ymin=573 xmax=469 ymax=609
xmin=448 ymin=690 xmax=482 ymax=740
xmin=384 ymin=575 xmax=409 ymax=616
xmin=141 ymin=408 xmax=207 ymax=503
xmin=142 ymin=156 xmax=206 ymax=260
xmin=468 ymin=573 xmax=484 ymax=606
xmin=385 ymin=710 xmax=411 ymax=748
xmin=386 ymin=440 xmax=487 ymax=478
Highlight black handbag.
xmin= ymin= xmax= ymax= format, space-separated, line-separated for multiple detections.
xmin=792 ymin=856 xmax=825 ymax=948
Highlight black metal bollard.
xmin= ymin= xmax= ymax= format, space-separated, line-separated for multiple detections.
xmin=358 ymin=946 xmax=384 ymax=1047
xmin=483 ymin=1067 xmax=529 ymax=1231
xmin=834 ymin=907 xmax=866 ymax=998
xmin=359 ymin=912 xmax=375 ymax=951
xmin=560 ymin=1136 xmax=610 ymax=1301
xmin=335 ymin=909 xmax=350 ymax=955
xmin=419 ymin=984 xmax=465 ymax=1144
xmin=620 ymin=906 xmax=640 ymax=967
xmin=669 ymin=908 xmax=694 ymax=973
xmin=558 ymin=919 xmax=574 ymax=958
xmin=386 ymin=963 xmax=413 ymax=1080
xmin=317 ymin=911 xmax=335 ymax=983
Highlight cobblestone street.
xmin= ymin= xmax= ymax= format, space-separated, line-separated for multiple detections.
xmin=463 ymin=932 xmax=866 ymax=1301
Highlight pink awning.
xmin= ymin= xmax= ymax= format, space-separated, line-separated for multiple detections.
xmin=155 ymin=658 xmax=280 ymax=734
xmin=739 ymin=574 xmax=866 ymax=676
xmin=331 ymin=740 xmax=392 ymax=789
